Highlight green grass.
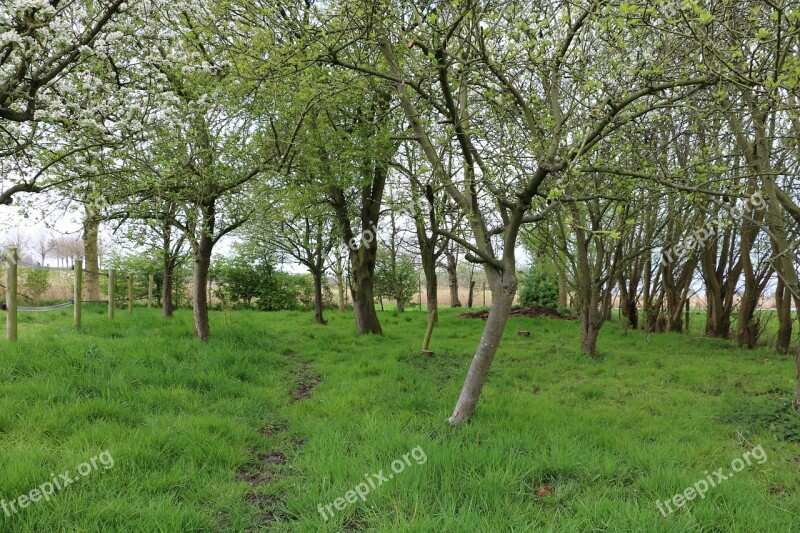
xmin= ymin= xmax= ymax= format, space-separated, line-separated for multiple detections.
xmin=0 ymin=305 xmax=798 ymax=531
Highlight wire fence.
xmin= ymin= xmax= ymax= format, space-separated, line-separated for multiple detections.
xmin=1 ymin=251 xmax=166 ymax=340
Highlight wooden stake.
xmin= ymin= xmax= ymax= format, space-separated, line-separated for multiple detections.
xmin=6 ymin=248 xmax=17 ymax=342
xmin=108 ymin=269 xmax=114 ymax=319
xmin=128 ymin=272 xmax=134 ymax=314
xmin=74 ymin=259 xmax=82 ymax=329
xmin=148 ymin=274 xmax=154 ymax=309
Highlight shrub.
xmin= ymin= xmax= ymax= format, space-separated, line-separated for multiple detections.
xmin=210 ymin=254 xmax=330 ymax=312
xmin=22 ymin=268 xmax=50 ymax=302
xmin=519 ymin=267 xmax=559 ymax=308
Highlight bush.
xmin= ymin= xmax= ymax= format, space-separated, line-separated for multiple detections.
xmin=519 ymin=267 xmax=559 ymax=308
xmin=22 ymin=268 xmax=50 ymax=302
xmin=210 ymin=253 xmax=330 ymax=312
xmin=374 ymin=250 xmax=418 ymax=308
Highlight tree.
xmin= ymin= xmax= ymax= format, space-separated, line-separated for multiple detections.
xmin=245 ymin=206 xmax=336 ymax=324
xmin=375 ymin=248 xmax=418 ymax=312
xmin=0 ymin=0 xmax=135 ymax=206
xmin=32 ymin=229 xmax=56 ymax=265
xmin=108 ymin=0 xmax=306 ymax=340
xmin=332 ymin=0 xmax=714 ymax=423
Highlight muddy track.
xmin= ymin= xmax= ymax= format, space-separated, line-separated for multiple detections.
xmin=289 ymin=354 xmax=321 ymax=402
xmin=235 ymin=352 xmax=321 ymax=530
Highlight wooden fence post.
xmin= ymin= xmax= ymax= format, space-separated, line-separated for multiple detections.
xmin=685 ymin=299 xmax=690 ymax=333
xmin=108 ymin=269 xmax=114 ymax=319
xmin=128 ymin=272 xmax=134 ymax=314
xmin=148 ymin=274 xmax=154 ymax=308
xmin=6 ymin=247 xmax=18 ymax=342
xmin=74 ymin=259 xmax=82 ymax=329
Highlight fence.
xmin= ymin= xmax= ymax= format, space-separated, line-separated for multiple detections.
xmin=1 ymin=248 xmax=159 ymax=342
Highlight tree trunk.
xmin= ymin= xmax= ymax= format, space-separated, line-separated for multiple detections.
xmin=602 ymin=290 xmax=613 ymax=321
xmin=558 ymin=267 xmax=568 ymax=308
xmin=578 ymin=286 xmax=605 ymax=357
xmin=582 ymin=319 xmax=601 ymax=356
xmin=776 ymin=279 xmax=792 ymax=354
xmin=161 ymin=230 xmax=175 ymax=318
xmin=448 ymin=271 xmax=460 ymax=307
xmin=737 ymin=212 xmax=764 ymax=348
xmin=83 ymin=212 xmax=101 ymax=301
xmin=332 ymin=251 xmax=346 ymax=312
xmin=467 ymin=280 xmax=476 ymax=308
xmin=421 ymin=251 xmax=439 ymax=324
xmin=445 ymin=250 xmax=461 ymax=308
xmin=193 ymin=236 xmax=213 ymax=341
xmin=738 ymin=292 xmax=760 ymax=348
xmin=351 ymin=248 xmax=382 ymax=335
xmin=312 ymin=269 xmax=326 ymax=324
xmin=448 ymin=272 xmax=516 ymax=425
xmin=426 ymin=271 xmax=438 ymax=324
xmin=796 ymin=344 xmax=800 ymax=411
xmin=162 ymin=264 xmax=174 ymax=318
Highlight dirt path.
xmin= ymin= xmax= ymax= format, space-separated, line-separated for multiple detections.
xmin=236 ymin=352 xmax=321 ymax=530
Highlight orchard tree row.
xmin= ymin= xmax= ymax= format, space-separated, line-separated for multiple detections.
xmin=1 ymin=0 xmax=798 ymax=423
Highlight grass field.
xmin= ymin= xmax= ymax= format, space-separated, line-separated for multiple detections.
xmin=0 ymin=305 xmax=798 ymax=532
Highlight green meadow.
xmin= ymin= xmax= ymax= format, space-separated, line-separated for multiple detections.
xmin=0 ymin=305 xmax=798 ymax=532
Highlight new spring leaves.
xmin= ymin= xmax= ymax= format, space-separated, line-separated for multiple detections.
xmin=661 ymin=192 xmax=767 ymax=267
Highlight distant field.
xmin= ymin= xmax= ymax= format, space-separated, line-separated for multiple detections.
xmin=0 ymin=305 xmax=798 ymax=531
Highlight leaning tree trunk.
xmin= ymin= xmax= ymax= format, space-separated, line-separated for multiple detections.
xmin=759 ymin=137 xmax=800 ymax=353
xmin=192 ymin=236 xmax=213 ymax=341
xmin=796 ymin=343 xmax=800 ymax=411
xmin=467 ymin=280 xmax=476 ymax=308
xmin=448 ymin=272 xmax=516 ymax=425
xmin=312 ymin=269 xmax=326 ymax=324
xmin=83 ymin=213 xmax=101 ymax=301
